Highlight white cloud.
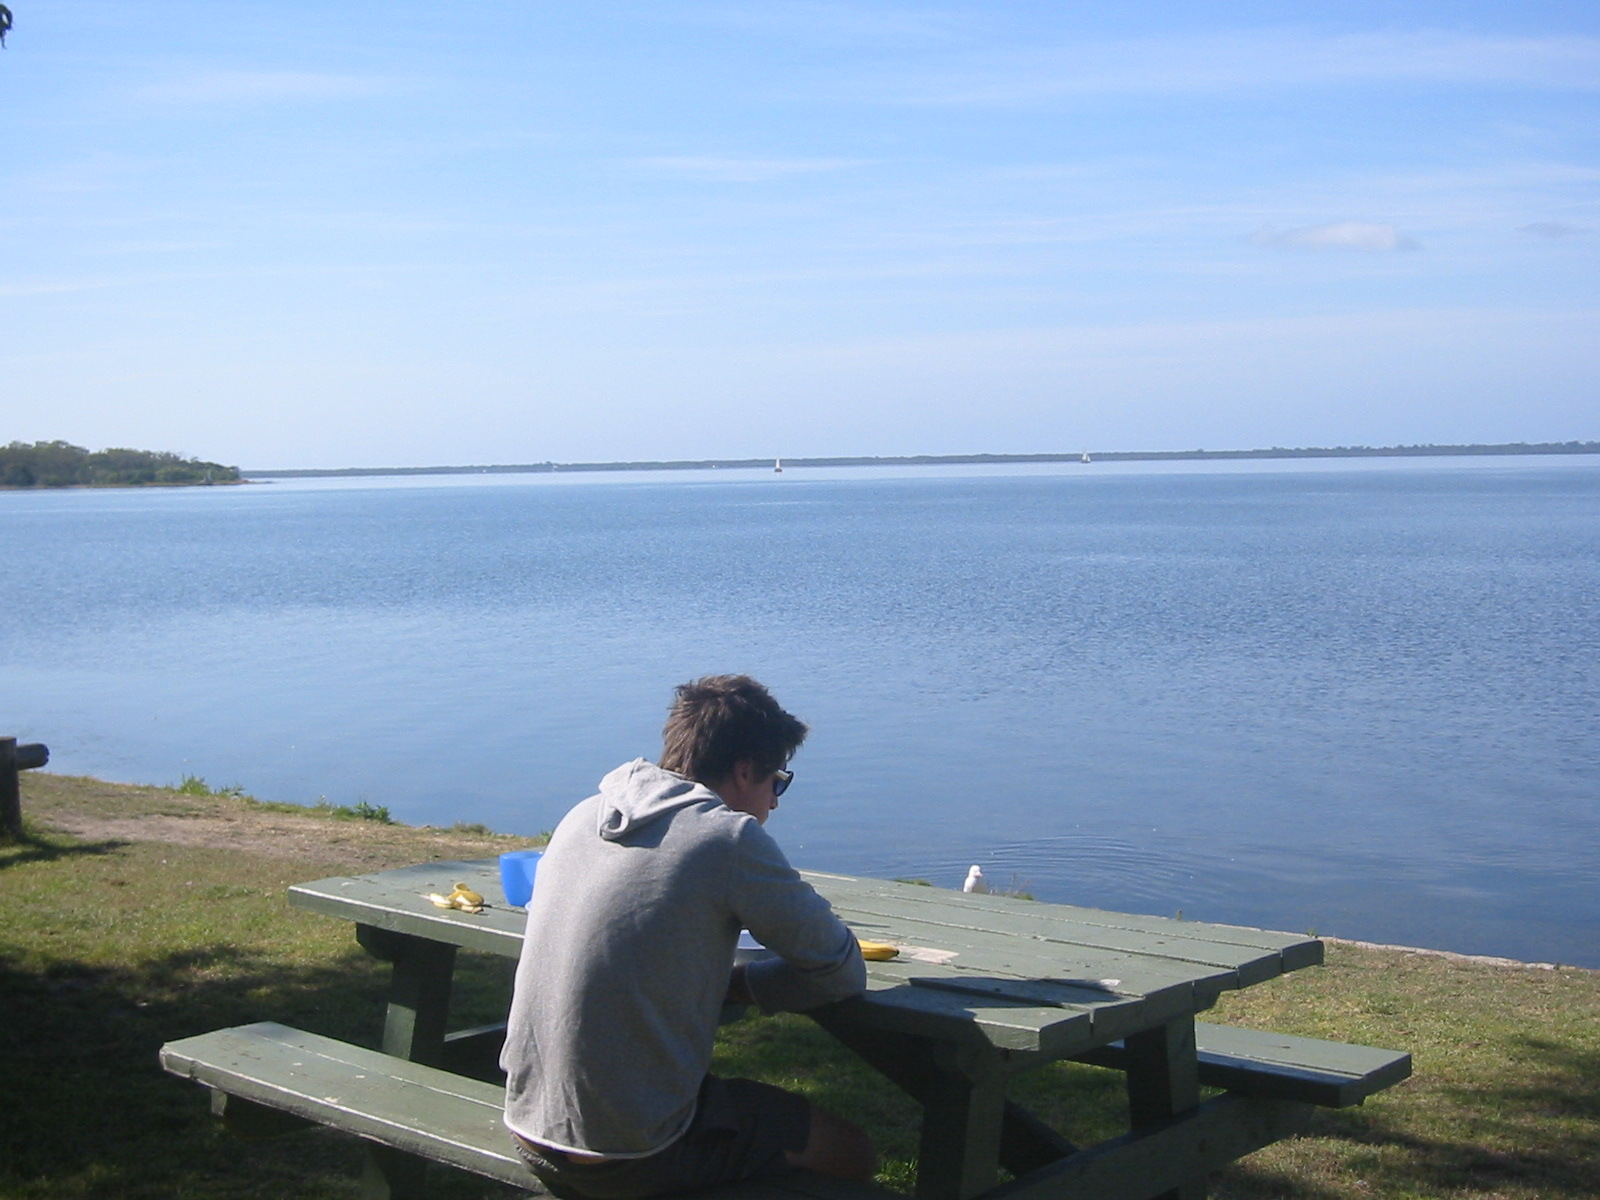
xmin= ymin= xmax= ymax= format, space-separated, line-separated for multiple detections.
xmin=866 ymin=31 xmax=1600 ymax=104
xmin=635 ymin=156 xmax=866 ymax=183
xmin=1520 ymin=221 xmax=1587 ymax=239
xmin=0 ymin=278 xmax=122 ymax=299
xmin=1251 ymin=222 xmax=1420 ymax=252
xmin=675 ymin=1 xmax=965 ymax=46
xmin=133 ymin=70 xmax=401 ymax=105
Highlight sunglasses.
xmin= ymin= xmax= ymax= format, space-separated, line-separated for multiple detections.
xmin=772 ymin=768 xmax=793 ymax=798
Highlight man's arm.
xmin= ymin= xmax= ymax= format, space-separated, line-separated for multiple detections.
xmin=730 ymin=824 xmax=866 ymax=1012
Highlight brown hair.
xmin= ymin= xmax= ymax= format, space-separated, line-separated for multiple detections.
xmin=659 ymin=674 xmax=808 ymax=787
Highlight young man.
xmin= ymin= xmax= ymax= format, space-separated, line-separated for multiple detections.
xmin=502 ymin=675 xmax=875 ymax=1199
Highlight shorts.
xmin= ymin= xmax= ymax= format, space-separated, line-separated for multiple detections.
xmin=513 ymin=1075 xmax=812 ymax=1200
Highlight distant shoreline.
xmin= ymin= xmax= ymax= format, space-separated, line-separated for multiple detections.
xmin=245 ymin=440 xmax=1600 ymax=479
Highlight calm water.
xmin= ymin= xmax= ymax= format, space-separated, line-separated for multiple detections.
xmin=4 ymin=457 xmax=1597 ymax=967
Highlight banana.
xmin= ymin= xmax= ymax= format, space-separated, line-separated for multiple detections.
xmin=425 ymin=887 xmax=486 ymax=913
xmin=857 ymin=939 xmax=899 ymax=961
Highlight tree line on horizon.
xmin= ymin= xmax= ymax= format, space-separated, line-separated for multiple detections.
xmin=1 ymin=441 xmax=241 ymax=489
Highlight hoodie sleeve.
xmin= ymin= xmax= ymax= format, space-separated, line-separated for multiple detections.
xmin=728 ymin=821 xmax=866 ymax=1013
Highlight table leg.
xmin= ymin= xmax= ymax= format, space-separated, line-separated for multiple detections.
xmin=1123 ymin=1017 xmax=1205 ymax=1200
xmin=354 ymin=925 xmax=460 ymax=1198
xmin=360 ymin=1145 xmax=432 ymax=1200
xmin=916 ymin=1044 xmax=1009 ymax=1200
xmin=811 ymin=1012 xmax=1018 ymax=1200
xmin=356 ymin=924 xmax=458 ymax=1066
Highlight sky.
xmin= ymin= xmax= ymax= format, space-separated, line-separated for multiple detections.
xmin=3 ymin=1 xmax=1597 ymax=469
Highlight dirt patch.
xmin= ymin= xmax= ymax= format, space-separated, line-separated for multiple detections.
xmin=17 ymin=772 xmax=540 ymax=871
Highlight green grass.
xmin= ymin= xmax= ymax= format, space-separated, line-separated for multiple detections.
xmin=177 ymin=775 xmax=395 ymax=823
xmin=3 ymin=773 xmax=1597 ymax=1199
xmin=177 ymin=774 xmax=246 ymax=799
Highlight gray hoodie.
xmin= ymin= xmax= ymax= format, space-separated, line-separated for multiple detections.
xmin=501 ymin=759 xmax=866 ymax=1158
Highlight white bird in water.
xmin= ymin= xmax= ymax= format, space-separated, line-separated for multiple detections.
xmin=962 ymin=865 xmax=989 ymax=894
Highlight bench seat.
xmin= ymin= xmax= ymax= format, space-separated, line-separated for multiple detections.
xmin=160 ymin=1022 xmax=895 ymax=1200
xmin=1074 ymin=1022 xmax=1411 ymax=1108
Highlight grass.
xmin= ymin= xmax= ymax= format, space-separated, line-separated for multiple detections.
xmin=4 ymin=773 xmax=1598 ymax=1199
xmin=178 ymin=774 xmax=395 ymax=823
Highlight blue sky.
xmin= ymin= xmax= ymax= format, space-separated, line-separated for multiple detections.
xmin=3 ymin=2 xmax=1597 ymax=468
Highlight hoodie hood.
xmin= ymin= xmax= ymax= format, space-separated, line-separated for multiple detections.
xmin=595 ymin=758 xmax=717 ymax=841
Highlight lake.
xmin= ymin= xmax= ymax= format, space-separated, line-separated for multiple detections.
xmin=3 ymin=456 xmax=1597 ymax=967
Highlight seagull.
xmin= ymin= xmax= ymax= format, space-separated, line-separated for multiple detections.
xmin=962 ymin=865 xmax=989 ymax=894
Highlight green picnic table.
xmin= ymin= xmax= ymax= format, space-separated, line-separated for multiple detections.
xmin=162 ymin=860 xmax=1408 ymax=1200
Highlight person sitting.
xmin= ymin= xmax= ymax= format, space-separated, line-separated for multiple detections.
xmin=501 ymin=674 xmax=875 ymax=1199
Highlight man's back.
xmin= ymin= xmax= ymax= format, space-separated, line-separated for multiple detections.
xmin=501 ymin=758 xmax=863 ymax=1159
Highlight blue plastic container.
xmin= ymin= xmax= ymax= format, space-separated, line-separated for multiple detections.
xmin=499 ymin=850 xmax=543 ymax=908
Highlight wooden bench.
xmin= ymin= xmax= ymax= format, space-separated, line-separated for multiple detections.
xmin=160 ymin=1022 xmax=896 ymax=1200
xmin=1073 ymin=1022 xmax=1411 ymax=1108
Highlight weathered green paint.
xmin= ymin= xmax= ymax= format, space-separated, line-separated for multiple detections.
xmin=161 ymin=1023 xmax=895 ymax=1200
xmin=913 ymin=1043 xmax=1008 ymax=1200
xmin=370 ymin=931 xmax=457 ymax=1066
xmin=979 ymin=1095 xmax=1314 ymax=1200
xmin=1075 ymin=1022 xmax=1412 ymax=1108
xmin=1123 ymin=1019 xmax=1204 ymax=1200
xmin=161 ymin=1022 xmax=536 ymax=1189
xmin=291 ymin=861 xmax=523 ymax=958
xmin=290 ymin=861 xmax=1325 ymax=1061
xmin=255 ymin=860 xmax=1379 ymax=1200
xmin=809 ymin=1015 xmax=1073 ymax=1187
xmin=807 ymin=874 xmax=1321 ymax=969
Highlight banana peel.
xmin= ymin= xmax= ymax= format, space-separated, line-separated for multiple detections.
xmin=857 ymin=938 xmax=899 ymax=961
xmin=426 ymin=882 xmax=486 ymax=914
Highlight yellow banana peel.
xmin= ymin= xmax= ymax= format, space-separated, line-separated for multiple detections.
xmin=425 ymin=886 xmax=486 ymax=914
xmin=857 ymin=939 xmax=899 ymax=961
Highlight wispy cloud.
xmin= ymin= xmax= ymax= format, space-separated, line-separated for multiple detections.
xmin=1251 ymin=222 xmax=1420 ymax=252
xmin=674 ymin=1 xmax=965 ymax=46
xmin=636 ymin=156 xmax=867 ymax=183
xmin=0 ymin=278 xmax=123 ymax=298
xmin=866 ymin=31 xmax=1600 ymax=104
xmin=133 ymin=70 xmax=402 ymax=105
xmin=1520 ymin=221 xmax=1588 ymax=239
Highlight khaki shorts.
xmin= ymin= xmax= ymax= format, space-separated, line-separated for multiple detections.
xmin=514 ymin=1075 xmax=812 ymax=1200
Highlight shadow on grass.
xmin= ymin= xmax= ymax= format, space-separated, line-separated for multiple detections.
xmin=724 ymin=1014 xmax=1599 ymax=1200
xmin=0 ymin=944 xmax=524 ymax=1200
xmin=1213 ymin=1032 xmax=1600 ymax=1199
xmin=0 ymin=832 xmax=130 ymax=869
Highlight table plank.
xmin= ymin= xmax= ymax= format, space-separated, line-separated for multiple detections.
xmin=291 ymin=861 xmax=1322 ymax=1058
xmin=290 ymin=862 xmax=525 ymax=957
xmin=808 ymin=874 xmax=1321 ymax=973
xmin=833 ymin=973 xmax=1085 ymax=1054
xmin=819 ymin=901 xmax=1253 ymax=1021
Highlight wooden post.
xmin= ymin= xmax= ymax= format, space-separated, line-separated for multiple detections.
xmin=353 ymin=925 xmax=458 ymax=1200
xmin=1 ymin=738 xmax=48 ymax=840
xmin=0 ymin=739 xmax=50 ymax=838
xmin=0 ymin=738 xmax=16 ymax=840
xmin=915 ymin=1043 xmax=1008 ymax=1200
xmin=1124 ymin=1017 xmax=1206 ymax=1200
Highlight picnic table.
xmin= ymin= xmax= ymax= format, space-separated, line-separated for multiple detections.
xmin=162 ymin=859 xmax=1409 ymax=1200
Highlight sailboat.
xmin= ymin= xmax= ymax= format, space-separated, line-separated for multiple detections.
xmin=1080 ymin=452 xmax=1092 ymax=464
xmin=774 ymin=458 xmax=783 ymax=473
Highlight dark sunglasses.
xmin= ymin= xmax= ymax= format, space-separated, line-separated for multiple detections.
xmin=772 ymin=768 xmax=793 ymax=798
